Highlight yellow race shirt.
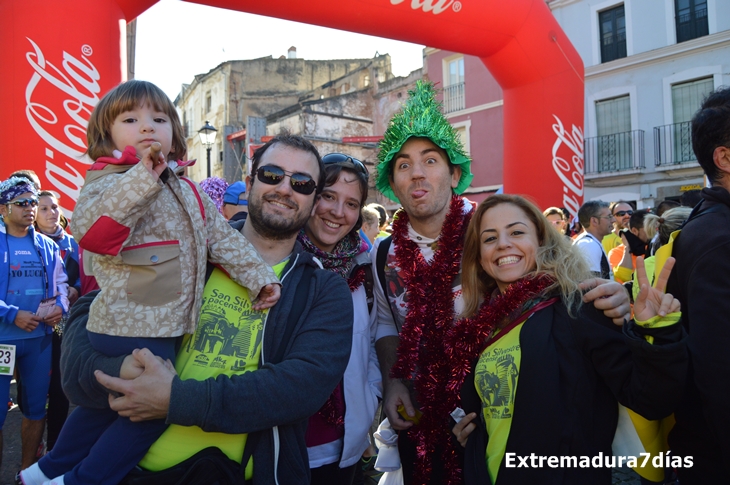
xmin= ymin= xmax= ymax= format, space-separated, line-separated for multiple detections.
xmin=139 ymin=261 xmax=288 ymax=478
xmin=474 ymin=321 xmax=525 ymax=484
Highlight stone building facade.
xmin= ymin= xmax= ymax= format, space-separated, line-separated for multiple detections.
xmin=174 ymin=52 xmax=408 ymax=185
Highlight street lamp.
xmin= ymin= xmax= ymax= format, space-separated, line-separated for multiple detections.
xmin=198 ymin=121 xmax=217 ymax=178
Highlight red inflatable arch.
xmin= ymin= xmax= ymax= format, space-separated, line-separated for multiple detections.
xmin=0 ymin=0 xmax=585 ymax=217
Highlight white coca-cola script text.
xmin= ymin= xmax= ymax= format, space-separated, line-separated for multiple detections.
xmin=551 ymin=114 xmax=584 ymax=218
xmin=25 ymin=37 xmax=100 ymax=217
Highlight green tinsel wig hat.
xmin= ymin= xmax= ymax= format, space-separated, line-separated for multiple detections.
xmin=376 ymin=80 xmax=473 ymax=202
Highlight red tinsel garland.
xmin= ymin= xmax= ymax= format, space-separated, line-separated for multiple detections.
xmin=348 ymin=266 xmax=366 ymax=292
xmin=444 ymin=276 xmax=557 ymax=402
xmin=389 ymin=194 xmax=472 ymax=485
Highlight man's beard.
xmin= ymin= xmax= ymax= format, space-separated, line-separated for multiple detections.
xmin=247 ymin=193 xmax=313 ymax=241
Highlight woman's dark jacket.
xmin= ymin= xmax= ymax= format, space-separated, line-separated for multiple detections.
xmin=461 ymin=301 xmax=687 ymax=485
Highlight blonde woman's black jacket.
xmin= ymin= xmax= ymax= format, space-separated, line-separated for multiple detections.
xmin=461 ymin=300 xmax=687 ymax=485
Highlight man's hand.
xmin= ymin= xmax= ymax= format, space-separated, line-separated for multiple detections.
xmin=634 ymin=256 xmax=680 ymax=320
xmin=14 ymin=310 xmax=42 ymax=332
xmin=580 ymin=278 xmax=631 ymax=326
xmin=68 ymin=287 xmax=80 ymax=306
xmin=618 ymin=233 xmax=634 ymax=270
xmin=94 ymin=348 xmax=177 ymax=422
xmin=382 ymin=379 xmax=417 ymax=431
xmin=42 ymin=305 xmax=64 ymax=328
xmin=252 ymin=283 xmax=281 ymax=311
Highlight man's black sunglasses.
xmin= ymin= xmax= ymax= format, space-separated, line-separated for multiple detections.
xmin=613 ymin=210 xmax=633 ymax=217
xmin=322 ymin=153 xmax=369 ymax=178
xmin=255 ymin=165 xmax=317 ymax=195
xmin=7 ymin=197 xmax=39 ymax=208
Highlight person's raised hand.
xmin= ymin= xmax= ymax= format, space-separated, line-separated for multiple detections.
xmin=141 ymin=142 xmax=167 ymax=179
xmin=633 ymin=256 xmax=680 ymax=321
xmin=252 ymin=283 xmax=281 ymax=311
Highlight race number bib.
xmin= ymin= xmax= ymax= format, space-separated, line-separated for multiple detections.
xmin=0 ymin=345 xmax=16 ymax=376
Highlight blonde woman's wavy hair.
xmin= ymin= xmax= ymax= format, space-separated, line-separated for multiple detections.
xmin=461 ymin=194 xmax=591 ymax=319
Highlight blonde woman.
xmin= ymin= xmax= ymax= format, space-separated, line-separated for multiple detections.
xmin=449 ymin=195 xmax=688 ymax=485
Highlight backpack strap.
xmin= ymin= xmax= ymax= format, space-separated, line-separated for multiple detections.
xmin=179 ymin=176 xmax=207 ymax=225
xmin=363 ymin=264 xmax=375 ymax=314
xmin=352 ymin=251 xmax=375 ymax=314
xmin=375 ymin=236 xmax=392 ymax=294
xmin=375 ymin=236 xmax=401 ymax=332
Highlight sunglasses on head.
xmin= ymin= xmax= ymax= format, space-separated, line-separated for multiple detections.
xmin=613 ymin=210 xmax=633 ymax=217
xmin=255 ymin=165 xmax=317 ymax=195
xmin=322 ymin=153 xmax=369 ymax=178
xmin=7 ymin=197 xmax=39 ymax=208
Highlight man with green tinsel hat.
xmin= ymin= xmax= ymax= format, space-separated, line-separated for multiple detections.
xmin=372 ymin=81 xmax=632 ymax=485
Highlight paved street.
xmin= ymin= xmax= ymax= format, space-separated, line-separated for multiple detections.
xmin=1 ymin=380 xmax=23 ymax=485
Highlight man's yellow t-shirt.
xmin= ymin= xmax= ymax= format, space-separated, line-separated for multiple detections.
xmin=139 ymin=261 xmax=288 ymax=478
xmin=602 ymin=232 xmax=622 ymax=255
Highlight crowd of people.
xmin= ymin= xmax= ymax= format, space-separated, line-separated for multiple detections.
xmin=0 ymin=78 xmax=727 ymax=485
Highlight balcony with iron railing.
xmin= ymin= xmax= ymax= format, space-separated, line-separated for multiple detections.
xmin=676 ymin=7 xmax=708 ymax=43
xmin=443 ymin=82 xmax=465 ymax=113
xmin=584 ymin=130 xmax=645 ymax=175
xmin=654 ymin=121 xmax=698 ymax=167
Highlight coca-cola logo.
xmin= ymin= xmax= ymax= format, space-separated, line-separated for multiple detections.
xmin=390 ymin=0 xmax=462 ymax=14
xmin=25 ymin=37 xmax=101 ymax=217
xmin=551 ymin=114 xmax=584 ymax=218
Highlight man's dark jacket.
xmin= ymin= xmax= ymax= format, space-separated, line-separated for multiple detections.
xmin=61 ymin=237 xmax=353 ymax=485
xmin=666 ymin=186 xmax=730 ymax=483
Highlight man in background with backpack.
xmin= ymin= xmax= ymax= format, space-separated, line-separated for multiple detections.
xmin=49 ymin=134 xmax=353 ymax=485
xmin=666 ymin=86 xmax=730 ymax=484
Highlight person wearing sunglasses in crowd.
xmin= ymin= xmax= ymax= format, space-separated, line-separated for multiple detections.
xmin=602 ymin=201 xmax=634 ymax=255
xmin=41 ymin=134 xmax=354 ymax=485
xmin=296 ymin=153 xmax=381 ymax=484
xmin=0 ymin=177 xmax=69 ymax=473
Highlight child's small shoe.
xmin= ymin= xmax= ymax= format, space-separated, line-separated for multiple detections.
xmin=18 ymin=464 xmax=50 ymax=485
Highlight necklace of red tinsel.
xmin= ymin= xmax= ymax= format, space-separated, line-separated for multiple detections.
xmin=347 ymin=266 xmax=366 ymax=292
xmin=444 ymin=276 xmax=557 ymax=404
xmin=388 ymin=194 xmax=472 ymax=485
